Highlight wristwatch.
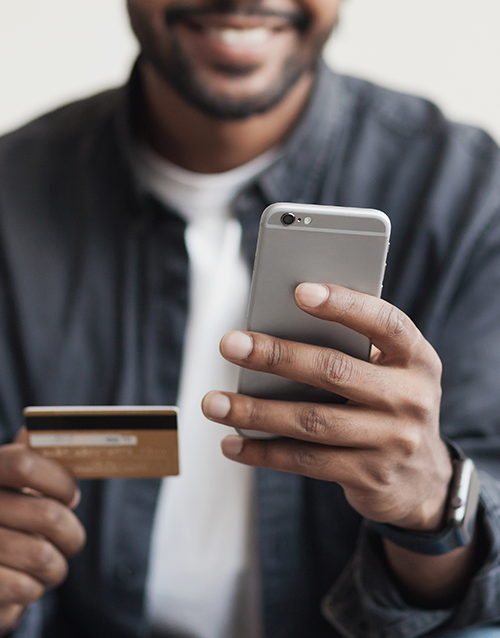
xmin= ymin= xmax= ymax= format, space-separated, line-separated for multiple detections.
xmin=368 ymin=439 xmax=480 ymax=555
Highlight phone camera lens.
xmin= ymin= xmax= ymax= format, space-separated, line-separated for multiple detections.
xmin=281 ymin=213 xmax=295 ymax=226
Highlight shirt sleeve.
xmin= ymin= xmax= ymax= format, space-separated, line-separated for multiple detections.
xmin=321 ymin=472 xmax=500 ymax=637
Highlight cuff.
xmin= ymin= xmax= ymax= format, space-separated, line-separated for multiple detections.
xmin=321 ymin=471 xmax=500 ymax=638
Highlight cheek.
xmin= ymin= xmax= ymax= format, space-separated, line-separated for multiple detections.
xmin=303 ymin=0 xmax=342 ymax=26
xmin=127 ymin=0 xmax=173 ymax=50
xmin=298 ymin=0 xmax=341 ymax=58
xmin=127 ymin=0 xmax=172 ymax=30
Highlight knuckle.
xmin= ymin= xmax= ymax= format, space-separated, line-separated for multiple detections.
xmin=52 ymin=561 xmax=69 ymax=587
xmin=7 ymin=450 xmax=37 ymax=485
xmin=37 ymin=500 xmax=67 ymax=536
xmin=426 ymin=347 xmax=443 ymax=378
xmin=410 ymin=334 xmax=444 ymax=374
xmin=34 ymin=498 xmax=86 ymax=557
xmin=257 ymin=441 xmax=270 ymax=464
xmin=264 ymin=339 xmax=289 ymax=369
xmin=8 ymin=574 xmax=43 ymax=604
xmin=351 ymin=454 xmax=396 ymax=493
xmin=400 ymin=391 xmax=434 ymax=423
xmin=392 ymin=429 xmax=420 ymax=457
xmin=244 ymin=397 xmax=262 ymax=427
xmin=67 ymin=521 xmax=87 ymax=557
xmin=372 ymin=374 xmax=396 ymax=410
xmin=318 ymin=350 xmax=354 ymax=387
xmin=377 ymin=304 xmax=408 ymax=340
xmin=298 ymin=406 xmax=329 ymax=438
xmin=364 ymin=463 xmax=394 ymax=491
xmin=292 ymin=445 xmax=325 ymax=472
xmin=339 ymin=289 xmax=362 ymax=317
xmin=28 ymin=541 xmax=62 ymax=581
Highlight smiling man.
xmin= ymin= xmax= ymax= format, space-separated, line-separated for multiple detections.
xmin=128 ymin=0 xmax=330 ymax=117
xmin=1 ymin=1 xmax=500 ymax=637
xmin=129 ymin=0 xmax=341 ymax=172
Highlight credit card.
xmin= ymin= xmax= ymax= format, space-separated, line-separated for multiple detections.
xmin=24 ymin=406 xmax=179 ymax=479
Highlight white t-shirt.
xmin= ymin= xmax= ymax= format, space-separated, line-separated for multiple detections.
xmin=133 ymin=145 xmax=278 ymax=638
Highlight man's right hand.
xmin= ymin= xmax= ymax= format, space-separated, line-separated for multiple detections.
xmin=0 ymin=440 xmax=86 ymax=635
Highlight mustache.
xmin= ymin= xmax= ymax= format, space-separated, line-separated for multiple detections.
xmin=165 ymin=5 xmax=310 ymax=32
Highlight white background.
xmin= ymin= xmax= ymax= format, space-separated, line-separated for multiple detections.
xmin=1 ymin=0 xmax=500 ymax=142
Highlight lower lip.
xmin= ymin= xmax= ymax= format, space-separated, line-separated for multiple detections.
xmin=178 ymin=23 xmax=295 ymax=66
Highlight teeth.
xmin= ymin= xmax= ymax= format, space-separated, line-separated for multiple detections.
xmin=208 ymin=27 xmax=271 ymax=45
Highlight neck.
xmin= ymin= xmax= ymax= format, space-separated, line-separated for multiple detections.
xmin=138 ymin=62 xmax=315 ymax=174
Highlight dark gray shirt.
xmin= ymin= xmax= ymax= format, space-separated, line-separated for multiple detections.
xmin=1 ymin=61 xmax=500 ymax=637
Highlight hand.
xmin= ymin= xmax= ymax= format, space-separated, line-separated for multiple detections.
xmin=0 ymin=436 xmax=86 ymax=635
xmin=202 ymin=282 xmax=453 ymax=532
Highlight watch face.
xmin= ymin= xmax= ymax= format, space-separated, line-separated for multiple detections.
xmin=462 ymin=463 xmax=481 ymax=542
xmin=449 ymin=459 xmax=475 ymax=525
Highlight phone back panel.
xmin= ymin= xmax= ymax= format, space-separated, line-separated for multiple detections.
xmin=237 ymin=203 xmax=391 ymax=404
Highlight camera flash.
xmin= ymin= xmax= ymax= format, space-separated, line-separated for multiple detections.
xmin=304 ymin=217 xmax=312 ymax=225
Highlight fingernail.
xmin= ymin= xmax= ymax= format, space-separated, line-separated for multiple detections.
xmin=221 ymin=331 xmax=253 ymax=360
xmin=203 ymin=392 xmax=231 ymax=420
xmin=295 ymin=283 xmax=329 ymax=308
xmin=221 ymin=435 xmax=244 ymax=457
xmin=70 ymin=487 xmax=81 ymax=509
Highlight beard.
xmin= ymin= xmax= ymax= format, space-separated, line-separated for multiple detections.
xmin=152 ymin=39 xmax=317 ymax=119
xmin=128 ymin=2 xmax=324 ymax=120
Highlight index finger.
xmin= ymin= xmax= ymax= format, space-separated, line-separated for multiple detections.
xmin=0 ymin=443 xmax=79 ymax=507
xmin=294 ymin=283 xmax=427 ymax=364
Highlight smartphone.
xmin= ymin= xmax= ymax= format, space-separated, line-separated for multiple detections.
xmin=236 ymin=203 xmax=391 ymax=439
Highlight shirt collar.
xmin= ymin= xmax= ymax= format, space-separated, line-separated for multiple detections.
xmin=256 ymin=60 xmax=353 ymax=205
xmin=112 ymin=57 xmax=353 ymax=231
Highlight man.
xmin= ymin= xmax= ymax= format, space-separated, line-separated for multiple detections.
xmin=0 ymin=0 xmax=500 ymax=636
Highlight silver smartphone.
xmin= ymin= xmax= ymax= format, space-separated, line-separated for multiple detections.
xmin=236 ymin=203 xmax=391 ymax=439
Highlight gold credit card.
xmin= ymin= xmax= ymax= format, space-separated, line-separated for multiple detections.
xmin=24 ymin=406 xmax=179 ymax=479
